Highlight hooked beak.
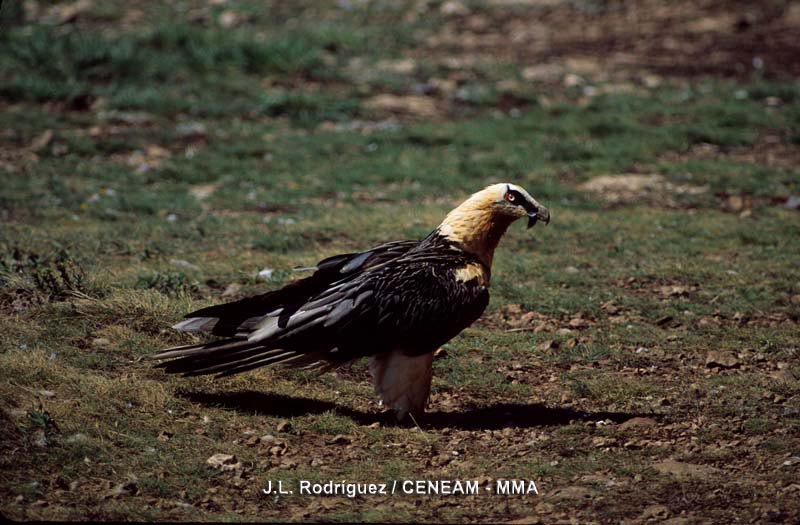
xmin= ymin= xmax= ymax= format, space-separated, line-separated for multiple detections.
xmin=527 ymin=206 xmax=551 ymax=228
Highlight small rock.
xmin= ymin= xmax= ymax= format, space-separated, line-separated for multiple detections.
xmin=652 ymin=459 xmax=718 ymax=480
xmin=206 ymin=453 xmax=240 ymax=471
xmin=705 ymin=350 xmax=740 ymax=369
xmin=656 ymin=315 xmax=674 ymax=326
xmin=784 ymin=195 xmax=800 ymax=210
xmin=276 ymin=420 xmax=291 ymax=432
xmin=175 ymin=121 xmax=207 ymax=138
xmin=521 ymin=63 xmax=564 ymax=82
xmin=440 ymin=0 xmax=468 ymax=16
xmin=545 ymin=485 xmax=595 ymax=502
xmin=100 ymin=110 xmax=154 ymax=125
xmin=32 ymin=429 xmax=48 ymax=447
xmin=38 ymin=390 xmax=56 ymax=398
xmin=600 ymin=300 xmax=622 ymax=314
xmin=429 ymin=453 xmax=453 ymax=467
xmin=563 ymin=73 xmax=584 ymax=87
xmin=219 ymin=10 xmax=242 ymax=28
xmin=268 ymin=443 xmax=287 ymax=456
xmin=619 ymin=417 xmax=658 ymax=430
xmin=329 ymin=434 xmax=352 ymax=445
xmin=66 ymin=433 xmax=89 ymax=444
xmin=169 ymin=259 xmax=200 ymax=271
xmin=642 ymin=74 xmax=662 ymax=88
xmin=538 ymin=340 xmax=560 ymax=351
xmin=279 ymin=458 xmax=298 ymax=469
xmin=376 ymin=58 xmax=416 ymax=75
xmin=364 ymin=94 xmax=438 ymax=117
xmin=507 ymin=517 xmax=543 ymax=525
xmin=91 ymin=338 xmax=111 ymax=349
xmin=642 ymin=504 xmax=670 ymax=519
xmin=222 ymin=283 xmax=242 ymax=297
xmin=29 ymin=129 xmax=54 ymax=152
xmin=781 ymin=456 xmax=800 ymax=467
xmin=257 ymin=268 xmax=274 ymax=280
xmin=592 ymin=436 xmax=614 ymax=448
xmin=189 ymin=184 xmax=218 ymax=201
xmin=660 ymin=516 xmax=696 ymax=525
xmin=108 ymin=477 xmax=138 ymax=498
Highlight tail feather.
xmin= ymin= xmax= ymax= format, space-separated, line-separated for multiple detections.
xmin=214 ymin=351 xmax=320 ymax=378
xmin=166 ymin=347 xmax=294 ymax=376
xmin=172 ymin=316 xmax=220 ymax=333
xmin=156 ymin=340 xmax=276 ymax=367
xmin=151 ymin=335 xmax=328 ymax=378
xmin=148 ymin=338 xmax=251 ymax=361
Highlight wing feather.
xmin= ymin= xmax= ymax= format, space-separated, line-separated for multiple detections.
xmin=174 ymin=240 xmax=418 ymax=337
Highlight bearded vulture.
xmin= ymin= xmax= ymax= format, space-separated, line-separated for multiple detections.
xmin=150 ymin=183 xmax=550 ymax=418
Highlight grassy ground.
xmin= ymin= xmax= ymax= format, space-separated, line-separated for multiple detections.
xmin=1 ymin=0 xmax=799 ymax=522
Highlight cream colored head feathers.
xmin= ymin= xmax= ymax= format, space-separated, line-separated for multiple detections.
xmin=438 ymin=183 xmax=549 ymax=267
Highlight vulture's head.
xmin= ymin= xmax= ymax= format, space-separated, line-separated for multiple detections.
xmin=484 ymin=182 xmax=550 ymax=228
xmin=438 ymin=182 xmax=550 ymax=266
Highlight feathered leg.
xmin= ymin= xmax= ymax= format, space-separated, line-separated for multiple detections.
xmin=369 ymin=349 xmax=433 ymax=419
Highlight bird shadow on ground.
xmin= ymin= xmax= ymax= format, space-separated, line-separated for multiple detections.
xmin=179 ymin=390 xmax=654 ymax=430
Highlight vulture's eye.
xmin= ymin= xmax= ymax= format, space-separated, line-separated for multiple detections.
xmin=505 ymin=192 xmax=516 ymax=203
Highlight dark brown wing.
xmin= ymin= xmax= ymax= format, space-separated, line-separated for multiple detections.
xmin=151 ymin=234 xmax=489 ymax=378
xmin=173 ymin=240 xmax=418 ymax=337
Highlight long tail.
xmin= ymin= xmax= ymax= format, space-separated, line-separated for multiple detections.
xmin=148 ymin=339 xmax=329 ymax=378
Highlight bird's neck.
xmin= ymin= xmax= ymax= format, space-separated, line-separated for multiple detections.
xmin=437 ymin=204 xmax=514 ymax=268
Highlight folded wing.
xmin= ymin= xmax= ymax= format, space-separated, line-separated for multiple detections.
xmin=150 ymin=241 xmax=489 ymax=379
xmin=172 ymin=240 xmax=418 ymax=337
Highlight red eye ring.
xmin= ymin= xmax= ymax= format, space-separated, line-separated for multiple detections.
xmin=505 ymin=193 xmax=515 ymax=202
